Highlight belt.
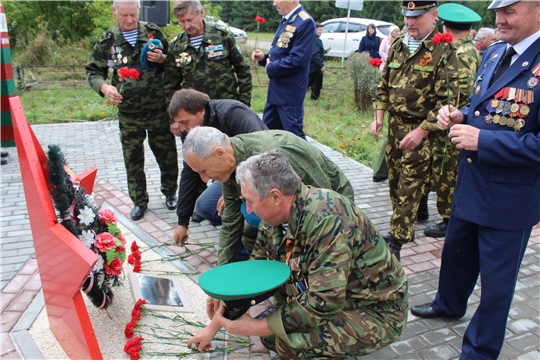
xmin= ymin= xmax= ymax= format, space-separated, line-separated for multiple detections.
xmin=391 ymin=114 xmax=422 ymax=124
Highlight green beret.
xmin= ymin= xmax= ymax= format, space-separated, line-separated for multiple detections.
xmin=199 ymin=260 xmax=290 ymax=320
xmin=438 ymin=3 xmax=481 ymax=30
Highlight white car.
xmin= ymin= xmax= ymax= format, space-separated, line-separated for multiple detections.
xmin=320 ymin=18 xmax=397 ymax=58
xmin=229 ymin=26 xmax=248 ymax=44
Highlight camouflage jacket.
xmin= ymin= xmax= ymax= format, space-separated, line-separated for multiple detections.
xmin=218 ymin=130 xmax=354 ymax=266
xmin=165 ymin=21 xmax=252 ymax=106
xmin=252 ymin=183 xmax=408 ymax=346
xmin=375 ymin=28 xmax=460 ymax=132
xmin=86 ymin=22 xmax=169 ymax=115
xmin=455 ymin=35 xmax=480 ymax=109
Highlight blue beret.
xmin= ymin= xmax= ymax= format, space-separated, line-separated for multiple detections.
xmin=140 ymin=39 xmax=163 ymax=71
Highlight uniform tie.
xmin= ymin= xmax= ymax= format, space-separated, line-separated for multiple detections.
xmin=490 ymin=47 xmax=516 ymax=86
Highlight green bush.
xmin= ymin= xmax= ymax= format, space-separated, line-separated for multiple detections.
xmin=347 ymin=53 xmax=380 ymax=113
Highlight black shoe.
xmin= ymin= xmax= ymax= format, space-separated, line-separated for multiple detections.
xmin=191 ymin=211 xmax=204 ymax=223
xmin=372 ymin=176 xmax=387 ymax=183
xmin=130 ymin=205 xmax=146 ymax=220
xmin=1 ymin=151 xmax=8 ymax=158
xmin=165 ymin=195 xmax=178 ymax=210
xmin=411 ymin=303 xmax=444 ymax=318
xmin=381 ymin=233 xmax=402 ymax=261
xmin=424 ymin=221 xmax=448 ymax=238
xmin=417 ymin=196 xmax=429 ymax=221
xmin=1 ymin=158 xmax=7 ymax=165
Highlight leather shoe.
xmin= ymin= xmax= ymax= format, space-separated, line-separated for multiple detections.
xmin=417 ymin=196 xmax=429 ymax=221
xmin=381 ymin=232 xmax=402 ymax=261
xmin=1 ymin=158 xmax=7 ymax=165
xmin=411 ymin=303 xmax=443 ymax=318
xmin=191 ymin=211 xmax=204 ymax=223
xmin=424 ymin=221 xmax=448 ymax=238
xmin=165 ymin=195 xmax=178 ymax=210
xmin=372 ymin=176 xmax=387 ymax=183
xmin=130 ymin=205 xmax=146 ymax=221
xmin=1 ymin=151 xmax=8 ymax=158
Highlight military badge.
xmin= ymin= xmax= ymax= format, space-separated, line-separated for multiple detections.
xmin=527 ymin=77 xmax=538 ymax=88
xmin=176 ymin=52 xmax=192 ymax=66
xmin=419 ymin=54 xmax=431 ymax=67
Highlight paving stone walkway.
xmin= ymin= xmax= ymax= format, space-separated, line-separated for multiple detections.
xmin=1 ymin=121 xmax=539 ymax=359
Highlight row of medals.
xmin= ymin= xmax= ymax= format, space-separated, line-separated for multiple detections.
xmin=277 ymin=26 xmax=295 ymax=48
xmin=485 ymin=96 xmax=529 ymax=131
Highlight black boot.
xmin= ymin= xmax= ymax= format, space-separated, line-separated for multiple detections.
xmin=424 ymin=219 xmax=449 ymax=238
xmin=417 ymin=196 xmax=429 ymax=221
xmin=381 ymin=233 xmax=402 ymax=261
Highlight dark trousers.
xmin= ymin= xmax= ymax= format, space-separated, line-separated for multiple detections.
xmin=432 ymin=216 xmax=531 ymax=359
xmin=262 ymin=103 xmax=306 ymax=140
xmin=308 ymin=70 xmax=323 ymax=100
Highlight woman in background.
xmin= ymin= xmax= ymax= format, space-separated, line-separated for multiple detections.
xmin=378 ymin=25 xmax=400 ymax=72
xmin=358 ymin=23 xmax=381 ymax=59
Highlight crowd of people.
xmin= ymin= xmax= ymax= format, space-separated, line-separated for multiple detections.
xmin=85 ymin=0 xmax=539 ymax=358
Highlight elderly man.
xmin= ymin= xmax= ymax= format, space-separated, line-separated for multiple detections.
xmin=188 ymin=150 xmax=408 ymax=358
xmin=423 ymin=3 xmax=481 ymax=238
xmin=370 ymin=0 xmax=459 ymax=259
xmin=180 ymin=127 xmax=354 ymax=265
xmin=411 ymin=1 xmax=540 ymax=358
xmin=86 ymin=0 xmax=178 ymax=221
xmin=252 ymin=0 xmax=316 ymax=139
xmin=475 ymin=27 xmax=496 ymax=57
xmin=168 ymin=89 xmax=267 ymax=246
xmin=166 ymin=0 xmax=252 ymax=108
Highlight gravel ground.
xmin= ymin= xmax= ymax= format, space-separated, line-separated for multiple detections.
xmin=29 ymin=223 xmax=212 ymax=360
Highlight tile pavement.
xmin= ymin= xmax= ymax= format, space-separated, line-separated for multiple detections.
xmin=1 ymin=121 xmax=539 ymax=359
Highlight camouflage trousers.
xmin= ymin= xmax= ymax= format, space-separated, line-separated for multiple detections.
xmin=386 ymin=118 xmax=433 ymax=243
xmin=260 ymin=300 xmax=407 ymax=359
xmin=118 ymin=110 xmax=178 ymax=207
xmin=428 ymin=131 xmax=460 ymax=219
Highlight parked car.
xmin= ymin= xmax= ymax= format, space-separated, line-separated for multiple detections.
xmin=205 ymin=16 xmax=248 ymax=44
xmin=320 ymin=18 xmax=397 ymax=58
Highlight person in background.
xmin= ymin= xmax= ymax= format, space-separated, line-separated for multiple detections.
xmin=474 ymin=27 xmax=496 ymax=57
xmin=86 ymin=0 xmax=178 ymax=221
xmin=423 ymin=3 xmax=481 ymax=239
xmin=470 ymin=28 xmax=477 ymax=43
xmin=168 ymin=89 xmax=267 ymax=252
xmin=251 ymin=0 xmax=316 ymax=140
xmin=370 ymin=0 xmax=459 ymax=260
xmin=411 ymin=1 xmax=540 ymax=358
xmin=188 ymin=150 xmax=407 ymax=358
xmin=307 ymin=22 xmax=326 ymax=100
xmin=379 ymin=25 xmax=400 ymax=71
xmin=358 ymin=23 xmax=381 ymax=59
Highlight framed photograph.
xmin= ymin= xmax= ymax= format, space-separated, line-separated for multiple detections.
xmin=128 ymin=272 xmax=193 ymax=312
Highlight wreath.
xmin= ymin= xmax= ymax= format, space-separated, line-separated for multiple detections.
xmin=47 ymin=144 xmax=126 ymax=308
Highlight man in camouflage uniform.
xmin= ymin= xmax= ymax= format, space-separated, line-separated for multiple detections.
xmin=188 ymin=150 xmax=407 ymax=358
xmin=370 ymin=0 xmax=459 ymax=259
xmin=424 ymin=3 xmax=481 ymax=238
xmin=166 ymin=0 xmax=251 ymax=109
xmin=86 ymin=0 xmax=178 ymax=221
xmin=180 ymin=127 xmax=354 ymax=266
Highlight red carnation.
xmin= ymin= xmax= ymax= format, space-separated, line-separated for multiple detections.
xmin=124 ymin=336 xmax=144 ymax=360
xmin=129 ymin=68 xmax=140 ymax=80
xmin=118 ymin=67 xmax=131 ymax=79
xmin=255 ymin=15 xmax=265 ymax=24
xmin=433 ymin=33 xmax=453 ymax=46
xmin=368 ymin=58 xmax=383 ymax=67
xmin=124 ymin=319 xmax=137 ymax=338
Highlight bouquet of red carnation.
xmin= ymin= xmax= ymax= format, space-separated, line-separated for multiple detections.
xmin=117 ymin=67 xmax=140 ymax=93
xmin=368 ymin=58 xmax=383 ymax=68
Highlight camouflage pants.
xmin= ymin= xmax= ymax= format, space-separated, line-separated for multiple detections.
xmin=386 ymin=118 xmax=432 ymax=243
xmin=260 ymin=301 xmax=407 ymax=359
xmin=119 ymin=110 xmax=178 ymax=207
xmin=428 ymin=131 xmax=460 ymax=219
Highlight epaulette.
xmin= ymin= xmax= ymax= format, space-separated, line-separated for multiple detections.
xmin=215 ymin=24 xmax=230 ymax=33
xmin=146 ymin=22 xmax=161 ymax=31
xmin=98 ymin=31 xmax=113 ymax=43
xmin=298 ymin=11 xmax=311 ymax=20
xmin=487 ymin=40 xmax=504 ymax=48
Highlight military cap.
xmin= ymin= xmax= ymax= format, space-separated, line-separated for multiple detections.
xmin=438 ymin=3 xmax=481 ymax=31
xmin=199 ymin=260 xmax=290 ymax=320
xmin=315 ymin=22 xmax=323 ymax=28
xmin=401 ymin=1 xmax=437 ymax=17
xmin=488 ymin=0 xmax=520 ymax=9
xmin=140 ymin=39 xmax=163 ymax=71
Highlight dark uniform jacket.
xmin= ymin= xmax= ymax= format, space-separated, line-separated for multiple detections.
xmin=309 ymin=36 xmax=324 ymax=74
xmin=454 ymin=38 xmax=540 ymax=230
xmin=258 ymin=6 xmax=316 ymax=106
xmin=358 ymin=33 xmax=381 ymax=59
xmin=166 ymin=21 xmax=252 ymax=106
xmin=86 ymin=22 xmax=168 ymax=119
xmin=176 ymin=100 xmax=267 ymax=226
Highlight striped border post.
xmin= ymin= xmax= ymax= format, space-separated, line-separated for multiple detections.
xmin=1 ymin=4 xmax=16 ymax=147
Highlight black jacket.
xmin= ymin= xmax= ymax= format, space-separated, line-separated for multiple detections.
xmin=358 ymin=34 xmax=381 ymax=59
xmin=309 ymin=37 xmax=325 ymax=74
xmin=176 ymin=100 xmax=268 ymax=225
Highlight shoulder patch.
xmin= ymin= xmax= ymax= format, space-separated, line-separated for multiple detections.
xmin=298 ymin=11 xmax=311 ymax=20
xmin=216 ymin=24 xmax=230 ymax=33
xmin=99 ymin=31 xmax=113 ymax=43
